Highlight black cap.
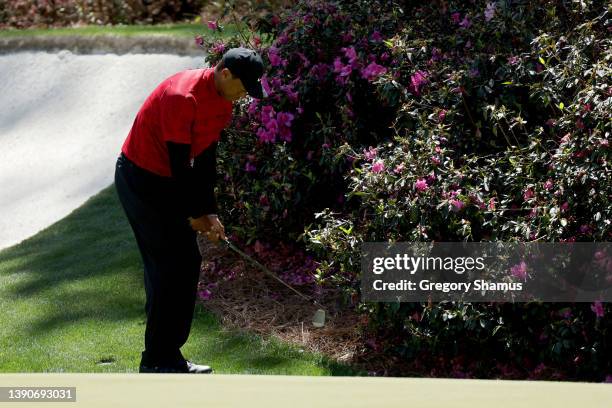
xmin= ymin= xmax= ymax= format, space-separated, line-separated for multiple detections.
xmin=222 ymin=47 xmax=267 ymax=99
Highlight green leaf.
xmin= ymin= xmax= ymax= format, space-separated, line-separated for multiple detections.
xmin=559 ymin=102 xmax=564 ymax=110
xmin=538 ymin=57 xmax=546 ymax=65
xmin=339 ymin=225 xmax=353 ymax=235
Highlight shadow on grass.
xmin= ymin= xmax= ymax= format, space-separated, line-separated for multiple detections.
xmin=0 ymin=185 xmax=364 ymax=375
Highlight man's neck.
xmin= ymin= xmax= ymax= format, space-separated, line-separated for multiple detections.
xmin=212 ymin=69 xmax=223 ymax=97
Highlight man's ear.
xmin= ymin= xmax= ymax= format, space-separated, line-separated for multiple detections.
xmin=221 ymin=68 xmax=233 ymax=80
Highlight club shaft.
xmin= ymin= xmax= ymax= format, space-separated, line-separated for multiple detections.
xmin=221 ymin=239 xmax=326 ymax=310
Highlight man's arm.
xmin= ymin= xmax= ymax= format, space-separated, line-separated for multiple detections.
xmin=191 ymin=142 xmax=219 ymax=217
xmin=167 ymin=141 xmax=225 ymax=240
xmin=167 ymin=141 xmax=199 ymax=217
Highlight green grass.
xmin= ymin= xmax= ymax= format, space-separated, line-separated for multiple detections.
xmin=0 ymin=22 xmax=240 ymax=39
xmin=0 ymin=185 xmax=361 ymax=375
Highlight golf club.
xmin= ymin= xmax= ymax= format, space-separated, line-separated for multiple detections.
xmin=220 ymin=238 xmax=327 ymax=328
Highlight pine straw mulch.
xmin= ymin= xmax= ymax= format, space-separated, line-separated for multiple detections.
xmin=195 ymin=236 xmax=369 ymax=367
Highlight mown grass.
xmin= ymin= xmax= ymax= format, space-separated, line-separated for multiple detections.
xmin=0 ymin=22 xmax=239 ymax=39
xmin=0 ymin=185 xmax=361 ymax=375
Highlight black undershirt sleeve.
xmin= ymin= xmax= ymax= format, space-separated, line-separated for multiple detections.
xmin=166 ymin=141 xmax=218 ymax=219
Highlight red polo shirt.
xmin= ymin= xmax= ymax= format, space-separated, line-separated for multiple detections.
xmin=121 ymin=68 xmax=233 ymax=177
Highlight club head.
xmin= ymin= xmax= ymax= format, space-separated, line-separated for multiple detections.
xmin=312 ymin=308 xmax=326 ymax=328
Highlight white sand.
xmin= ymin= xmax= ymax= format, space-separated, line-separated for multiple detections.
xmin=0 ymin=51 xmax=204 ymax=250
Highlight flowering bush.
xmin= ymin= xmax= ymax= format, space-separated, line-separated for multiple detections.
xmin=0 ymin=0 xmax=204 ymax=28
xmin=201 ymin=0 xmax=610 ymax=380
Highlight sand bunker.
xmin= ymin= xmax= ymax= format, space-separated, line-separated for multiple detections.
xmin=0 ymin=51 xmax=204 ymax=249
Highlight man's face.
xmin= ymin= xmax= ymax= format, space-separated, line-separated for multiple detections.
xmin=218 ymin=68 xmax=248 ymax=102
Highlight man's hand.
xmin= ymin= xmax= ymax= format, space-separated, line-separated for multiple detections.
xmin=189 ymin=214 xmax=226 ymax=243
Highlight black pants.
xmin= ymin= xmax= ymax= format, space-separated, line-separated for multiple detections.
xmin=114 ymin=153 xmax=202 ymax=367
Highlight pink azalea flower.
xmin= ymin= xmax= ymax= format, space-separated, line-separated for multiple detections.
xmin=394 ymin=163 xmax=405 ymax=174
xmin=245 ymin=162 xmax=256 ymax=172
xmin=543 ymin=179 xmax=553 ymax=190
xmin=523 ymin=188 xmax=534 ymax=200
xmin=508 ymin=55 xmax=520 ymax=65
xmin=560 ymin=202 xmax=569 ymax=212
xmin=260 ymin=75 xmax=272 ymax=96
xmin=256 ymin=127 xmax=275 ymax=143
xmin=560 ymin=132 xmax=571 ymax=144
xmin=450 ymin=199 xmax=464 ymax=212
xmin=594 ymin=250 xmax=606 ymax=261
xmin=333 ymin=57 xmax=353 ymax=79
xmin=415 ymin=179 xmax=428 ymax=192
xmin=194 ymin=35 xmax=204 ymax=47
xmin=459 ymin=15 xmax=471 ymax=29
xmin=370 ymin=31 xmax=383 ymax=42
xmin=451 ymin=12 xmax=461 ymax=24
xmin=488 ymin=198 xmax=496 ymax=211
xmin=268 ymin=46 xmax=283 ymax=67
xmin=431 ymin=156 xmax=441 ymax=165
xmin=207 ymin=20 xmax=218 ymax=30
xmin=484 ymin=2 xmax=496 ymax=22
xmin=265 ymin=118 xmax=279 ymax=133
xmin=247 ymin=100 xmax=258 ymax=115
xmin=591 ymin=301 xmax=604 ymax=318
xmin=372 ymin=161 xmax=385 ymax=173
xmin=279 ymin=84 xmax=299 ymax=102
xmin=364 ymin=146 xmax=377 ymax=161
xmin=211 ymin=42 xmax=225 ymax=54
xmin=361 ymin=62 xmax=387 ymax=81
xmin=198 ymin=289 xmax=212 ymax=300
xmin=438 ymin=109 xmax=447 ymax=122
xmin=261 ymin=105 xmax=276 ymax=125
xmin=276 ymin=112 xmax=295 ymax=128
xmin=510 ymin=261 xmax=528 ymax=280
xmin=409 ymin=70 xmax=429 ymax=96
xmin=342 ymin=46 xmax=358 ymax=66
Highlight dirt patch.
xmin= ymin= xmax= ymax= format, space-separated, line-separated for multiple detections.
xmin=196 ymin=237 xmax=370 ymax=368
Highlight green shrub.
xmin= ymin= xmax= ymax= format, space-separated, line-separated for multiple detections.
xmin=201 ymin=0 xmax=611 ymax=380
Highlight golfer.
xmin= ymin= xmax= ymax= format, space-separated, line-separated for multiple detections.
xmin=114 ymin=47 xmax=266 ymax=374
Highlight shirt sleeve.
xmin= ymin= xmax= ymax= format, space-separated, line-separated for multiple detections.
xmin=166 ymin=141 xmax=218 ymax=219
xmin=160 ymin=91 xmax=196 ymax=145
xmin=191 ymin=142 xmax=218 ymax=217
